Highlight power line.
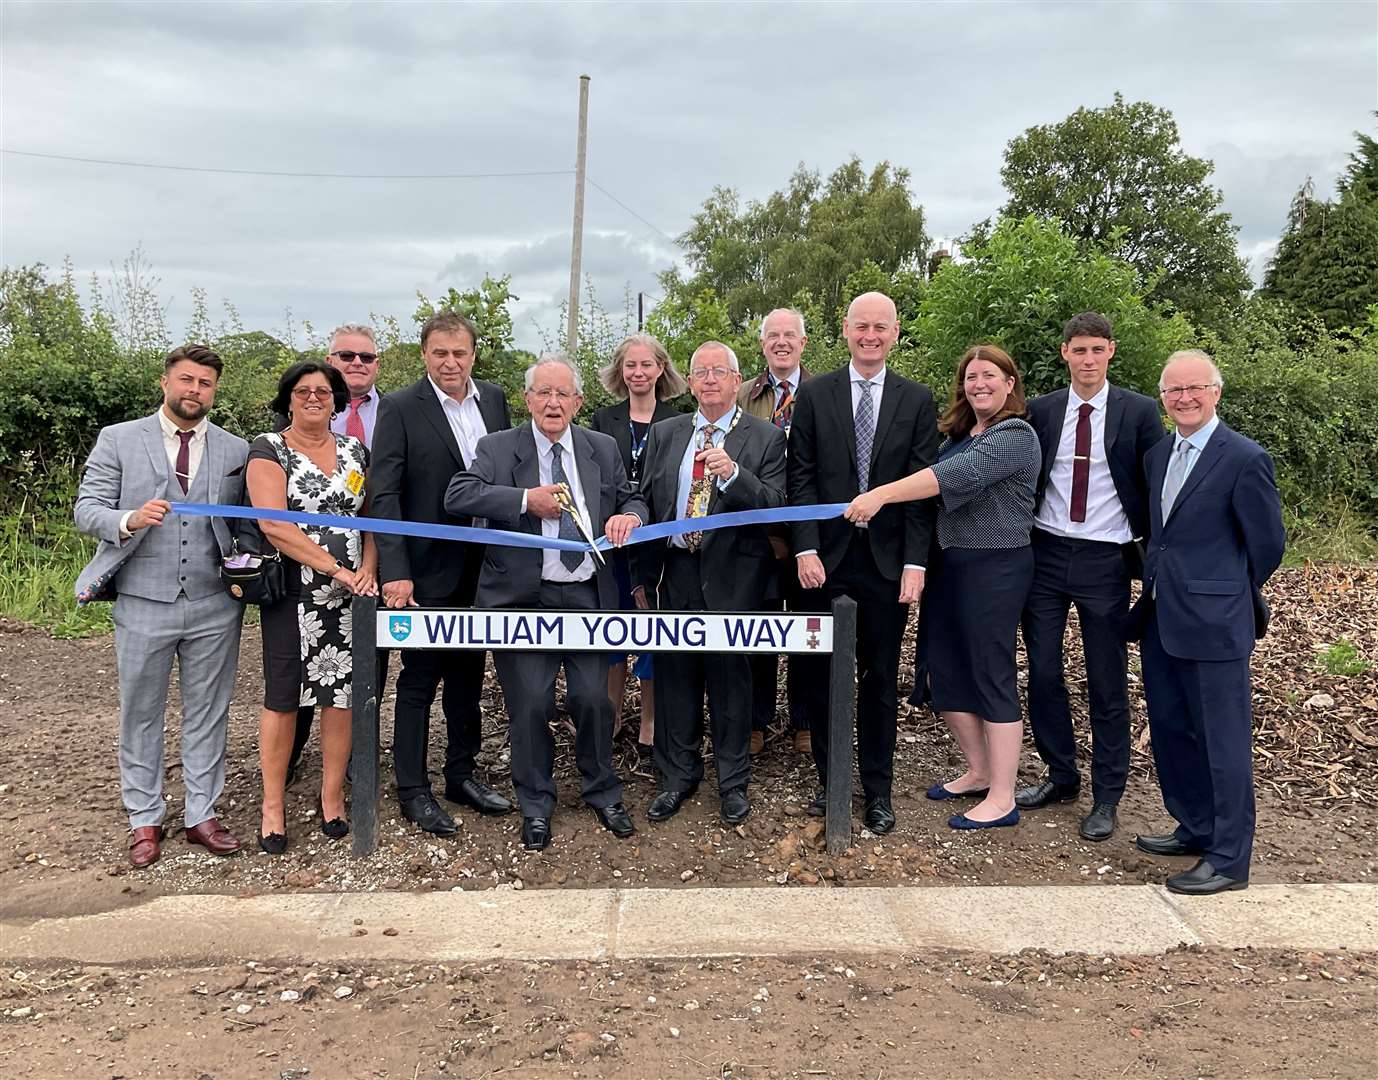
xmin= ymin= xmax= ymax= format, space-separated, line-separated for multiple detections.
xmin=586 ymin=176 xmax=677 ymax=244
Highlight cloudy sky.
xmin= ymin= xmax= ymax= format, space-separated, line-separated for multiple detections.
xmin=2 ymin=1 xmax=1374 ymax=351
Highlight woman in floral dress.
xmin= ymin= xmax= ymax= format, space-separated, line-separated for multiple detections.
xmin=247 ymin=361 xmax=377 ymax=853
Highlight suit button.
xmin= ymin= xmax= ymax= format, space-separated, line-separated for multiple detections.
xmin=182 ymin=540 xmax=188 ymax=546
xmin=181 ymin=558 xmax=187 ymax=564
xmin=180 ymin=576 xmax=186 ymax=581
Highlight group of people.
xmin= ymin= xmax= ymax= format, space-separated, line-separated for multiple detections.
xmin=75 ymin=293 xmax=1285 ymax=896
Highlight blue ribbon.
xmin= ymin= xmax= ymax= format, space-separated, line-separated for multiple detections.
xmin=173 ymin=501 xmax=850 ymax=552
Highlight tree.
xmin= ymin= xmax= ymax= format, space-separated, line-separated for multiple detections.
xmin=906 ymin=216 xmax=1193 ymax=398
xmin=1000 ymin=93 xmax=1250 ymax=327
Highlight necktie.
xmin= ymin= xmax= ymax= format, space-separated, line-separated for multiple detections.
xmin=175 ymin=430 xmax=193 ymax=494
xmin=1161 ymin=440 xmax=1192 ymax=520
xmin=771 ymin=379 xmax=794 ymax=431
xmin=345 ymin=397 xmax=366 ymax=443
xmin=1069 ymin=402 xmax=1093 ymax=523
xmin=682 ymin=424 xmax=719 ymax=553
xmin=549 ymin=443 xmax=585 ymax=573
xmin=855 ymin=380 xmax=875 ymax=493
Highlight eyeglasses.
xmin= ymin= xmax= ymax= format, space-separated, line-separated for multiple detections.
xmin=330 ymin=350 xmax=378 ymax=365
xmin=1160 ymin=383 xmax=1219 ymax=399
xmin=690 ymin=366 xmax=734 ymax=381
xmin=529 ymin=387 xmax=577 ymax=400
xmin=292 ymin=386 xmax=334 ymax=400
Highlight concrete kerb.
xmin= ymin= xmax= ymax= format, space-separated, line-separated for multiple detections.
xmin=2 ymin=884 xmax=1375 ymax=968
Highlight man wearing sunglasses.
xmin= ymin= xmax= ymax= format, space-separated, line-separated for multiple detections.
xmin=279 ymin=324 xmax=387 ymax=787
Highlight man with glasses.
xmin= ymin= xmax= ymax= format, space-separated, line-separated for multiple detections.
xmin=634 ymin=342 xmax=787 ymax=825
xmin=737 ymin=308 xmax=814 ymax=757
xmin=281 ymin=324 xmax=386 ymax=786
xmin=445 ymin=353 xmax=646 ymax=851
xmin=1127 ymin=350 xmax=1284 ymax=895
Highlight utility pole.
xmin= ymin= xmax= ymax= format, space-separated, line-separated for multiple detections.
xmin=565 ymin=75 xmax=590 ymax=356
xmin=637 ymin=291 xmax=645 ymax=331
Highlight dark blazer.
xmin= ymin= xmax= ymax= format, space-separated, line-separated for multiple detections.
xmin=633 ymin=411 xmax=788 ymax=611
xmin=1027 ymin=384 xmax=1165 ymax=542
xmin=788 ymin=366 xmax=939 ymax=578
xmin=588 ymin=397 xmax=682 ymax=478
xmin=1132 ymin=421 xmax=1285 ymax=661
xmin=369 ymin=376 xmax=511 ymax=599
xmin=443 ymin=423 xmax=648 ymax=609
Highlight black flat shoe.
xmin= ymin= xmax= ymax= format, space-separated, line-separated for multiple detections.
xmin=1135 ymin=832 xmax=1201 ymax=858
xmin=863 ymin=796 xmax=896 ymax=835
xmin=522 ymin=816 xmax=552 ymax=851
xmin=317 ymin=798 xmax=349 ymax=840
xmin=444 ymin=778 xmax=514 ymax=816
xmin=1079 ymin=802 xmax=1117 ymax=842
xmin=1014 ymin=778 xmax=1081 ymax=809
xmin=257 ymin=830 xmax=287 ymax=855
xmin=806 ymin=789 xmax=826 ymax=817
xmin=1166 ymin=858 xmax=1248 ymax=895
xmin=400 ymin=793 xmax=459 ymax=837
xmin=646 ymin=787 xmax=696 ymax=822
xmin=720 ymin=787 xmax=750 ymax=825
xmin=594 ymin=802 xmax=636 ymax=839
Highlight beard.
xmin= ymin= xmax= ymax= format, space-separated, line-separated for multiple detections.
xmin=167 ymin=396 xmax=210 ymax=422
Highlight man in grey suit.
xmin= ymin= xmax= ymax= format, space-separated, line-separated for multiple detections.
xmin=75 ymin=344 xmax=249 ymax=868
xmin=445 ymin=353 xmax=645 ymax=851
xmin=634 ymin=341 xmax=788 ymax=826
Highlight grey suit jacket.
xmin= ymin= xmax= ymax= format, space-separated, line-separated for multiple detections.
xmin=74 ymin=413 xmax=249 ymax=603
xmin=444 ymin=422 xmax=648 ymax=609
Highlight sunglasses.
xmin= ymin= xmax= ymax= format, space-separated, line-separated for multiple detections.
xmin=330 ymin=350 xmax=378 ymax=365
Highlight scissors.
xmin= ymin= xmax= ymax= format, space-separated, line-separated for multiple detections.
xmin=555 ymin=483 xmax=606 ymax=566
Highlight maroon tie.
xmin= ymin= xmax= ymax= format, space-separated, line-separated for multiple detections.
xmin=1069 ymin=403 xmax=1093 ymax=523
xmin=175 ymin=430 xmax=193 ymax=494
xmin=345 ymin=397 xmax=366 ymax=442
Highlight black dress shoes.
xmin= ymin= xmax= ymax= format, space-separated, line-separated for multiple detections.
xmin=721 ymin=788 xmax=751 ymax=825
xmin=400 ymin=792 xmax=459 ymax=837
xmin=1014 ymin=778 xmax=1081 ymax=809
xmin=806 ymin=789 xmax=826 ymax=817
xmin=522 ymin=816 xmax=552 ymax=851
xmin=863 ymin=796 xmax=896 ymax=835
xmin=1079 ymin=802 xmax=1118 ymax=842
xmin=595 ymin=802 xmax=636 ymax=839
xmin=445 ymin=778 xmax=514 ymax=816
xmin=646 ymin=787 xmax=696 ymax=822
xmin=1166 ymin=858 xmax=1248 ymax=895
xmin=1135 ymin=833 xmax=1202 ymax=858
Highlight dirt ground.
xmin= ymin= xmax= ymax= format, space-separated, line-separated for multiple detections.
xmin=2 ymin=947 xmax=1376 ymax=1079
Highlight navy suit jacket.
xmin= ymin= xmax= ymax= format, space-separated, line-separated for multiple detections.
xmin=1027 ymin=384 xmax=1166 ymax=544
xmin=1133 ymin=420 xmax=1285 ymax=661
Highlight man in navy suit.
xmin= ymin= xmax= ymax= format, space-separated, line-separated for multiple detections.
xmin=1130 ymin=349 xmax=1285 ymax=895
xmin=1017 ymin=313 xmax=1166 ymax=841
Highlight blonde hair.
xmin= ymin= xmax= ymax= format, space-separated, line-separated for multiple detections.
xmin=598 ymin=333 xmax=688 ymax=400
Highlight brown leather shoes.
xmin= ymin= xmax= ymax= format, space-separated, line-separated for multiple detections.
xmin=186 ymin=817 xmax=242 ymax=856
xmin=793 ymin=729 xmax=812 ymax=754
xmin=129 ymin=826 xmax=163 ymax=868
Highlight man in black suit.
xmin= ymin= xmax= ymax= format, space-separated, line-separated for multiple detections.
xmin=370 ymin=310 xmax=514 ymax=836
xmin=790 ymin=291 xmax=939 ymax=835
xmin=634 ymin=341 xmax=788 ymax=825
xmin=445 ymin=352 xmax=646 ymax=851
xmin=1016 ymin=312 xmax=1167 ymax=841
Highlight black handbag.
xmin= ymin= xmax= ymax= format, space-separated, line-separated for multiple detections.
xmin=221 ymin=538 xmax=286 ymax=606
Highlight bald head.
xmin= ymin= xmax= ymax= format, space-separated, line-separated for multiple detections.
xmin=842 ymin=291 xmax=900 ymax=374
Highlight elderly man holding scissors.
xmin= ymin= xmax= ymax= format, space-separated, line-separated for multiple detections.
xmin=445 ymin=352 xmax=646 ymax=851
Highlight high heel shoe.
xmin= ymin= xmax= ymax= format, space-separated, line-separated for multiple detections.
xmin=317 ymin=798 xmax=349 ymax=840
xmin=257 ymin=829 xmax=288 ymax=855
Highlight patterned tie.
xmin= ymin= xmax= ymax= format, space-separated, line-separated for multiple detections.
xmin=1069 ymin=402 xmax=1093 ymax=523
xmin=175 ymin=430 xmax=193 ymax=494
xmin=854 ymin=380 xmax=875 ymax=493
xmin=771 ymin=379 xmax=794 ymax=431
xmin=1161 ymin=440 xmax=1192 ymax=520
xmin=549 ymin=443 xmax=585 ymax=572
xmin=682 ymin=424 xmax=719 ymax=553
xmin=345 ymin=397 xmax=366 ymax=443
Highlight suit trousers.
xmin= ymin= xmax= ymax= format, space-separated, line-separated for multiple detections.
xmin=749 ymin=590 xmax=809 ymax=732
xmin=1021 ymin=530 xmax=1133 ymax=802
xmin=799 ymin=533 xmax=910 ymax=799
xmin=393 ymin=578 xmax=486 ymax=800
xmin=112 ymin=591 xmax=243 ymax=829
xmin=653 ymin=549 xmax=752 ymax=795
xmin=1142 ymin=614 xmax=1256 ymax=880
xmin=492 ymin=580 xmax=622 ymax=818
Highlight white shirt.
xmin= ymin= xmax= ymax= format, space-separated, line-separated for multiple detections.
xmin=331 ymin=388 xmax=380 ymax=448
xmin=769 ymin=367 xmax=799 ymax=401
xmin=532 ymin=425 xmax=595 ymax=583
xmin=1034 ymin=382 xmax=1134 ymax=543
xmin=118 ymin=408 xmax=209 ymax=538
xmin=430 ymin=377 xmax=488 ymax=465
xmin=672 ymin=406 xmax=740 ymax=549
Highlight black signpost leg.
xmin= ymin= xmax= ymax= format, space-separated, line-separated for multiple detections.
xmin=825 ymin=596 xmax=858 ymax=856
xmin=351 ymin=595 xmax=379 ymax=856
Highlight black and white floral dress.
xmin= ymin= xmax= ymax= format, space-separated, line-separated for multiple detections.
xmin=250 ymin=432 xmax=368 ymax=709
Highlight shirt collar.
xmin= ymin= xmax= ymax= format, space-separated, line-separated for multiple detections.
xmin=158 ymin=406 xmax=207 ymax=441
xmin=695 ymin=405 xmax=737 ymax=433
xmin=768 ymin=367 xmax=799 ymax=391
xmin=848 ymin=363 xmax=885 ymax=386
xmin=532 ymin=421 xmax=575 ymax=458
xmin=429 ymin=377 xmax=480 ymax=408
xmin=1175 ymin=413 xmax=1219 ymax=454
xmin=1070 ymin=381 xmax=1111 ymax=411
